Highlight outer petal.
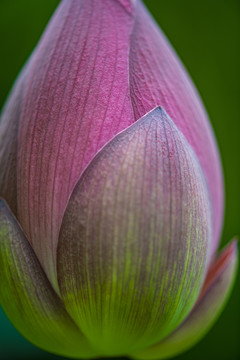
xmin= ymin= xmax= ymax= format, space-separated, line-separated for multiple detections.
xmin=14 ymin=0 xmax=136 ymax=288
xmin=57 ymin=107 xmax=212 ymax=356
xmin=130 ymin=1 xmax=223 ymax=255
xmin=131 ymin=240 xmax=238 ymax=359
xmin=0 ymin=65 xmax=27 ymax=215
xmin=0 ymin=199 xmax=98 ymax=359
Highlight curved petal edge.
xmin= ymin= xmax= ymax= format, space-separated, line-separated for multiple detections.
xmin=0 ymin=199 xmax=98 ymax=359
xmin=130 ymin=240 xmax=238 ymax=359
xmin=57 ymin=106 xmax=212 ymax=356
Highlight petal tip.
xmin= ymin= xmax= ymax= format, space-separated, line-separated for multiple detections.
xmin=0 ymin=198 xmax=9 ymax=216
xmin=142 ymin=105 xmax=165 ymax=117
xmin=197 ymin=239 xmax=238 ymax=303
xmin=0 ymin=197 xmax=6 ymax=207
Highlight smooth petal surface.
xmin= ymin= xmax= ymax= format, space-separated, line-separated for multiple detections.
xmin=15 ymin=0 xmax=136 ymax=288
xmin=130 ymin=1 xmax=223 ymax=256
xmin=0 ymin=199 xmax=98 ymax=359
xmin=131 ymin=240 xmax=238 ymax=359
xmin=57 ymin=107 xmax=212 ymax=356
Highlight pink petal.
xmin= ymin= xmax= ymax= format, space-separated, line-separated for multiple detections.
xmin=129 ymin=1 xmax=224 ymax=256
xmin=16 ymin=0 xmax=136 ymax=288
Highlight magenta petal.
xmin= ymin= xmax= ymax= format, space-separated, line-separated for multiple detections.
xmin=130 ymin=1 xmax=223 ymax=255
xmin=14 ymin=0 xmax=135 ymax=288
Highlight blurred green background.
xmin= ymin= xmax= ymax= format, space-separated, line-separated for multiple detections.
xmin=0 ymin=0 xmax=239 ymax=359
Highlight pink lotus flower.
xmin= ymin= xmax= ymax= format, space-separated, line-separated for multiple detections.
xmin=0 ymin=0 xmax=237 ymax=358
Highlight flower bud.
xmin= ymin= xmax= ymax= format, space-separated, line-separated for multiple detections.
xmin=0 ymin=1 xmax=237 ymax=358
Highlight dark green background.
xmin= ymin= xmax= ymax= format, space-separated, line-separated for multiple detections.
xmin=0 ymin=0 xmax=239 ymax=359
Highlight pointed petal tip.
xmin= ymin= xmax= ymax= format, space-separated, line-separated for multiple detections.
xmin=0 ymin=197 xmax=6 ymax=207
xmin=137 ymin=106 xmax=176 ymax=131
xmin=140 ymin=106 xmax=185 ymax=133
xmin=0 ymin=198 xmax=11 ymax=216
xmin=227 ymin=238 xmax=238 ymax=263
xmin=215 ymin=238 xmax=238 ymax=271
xmin=0 ymin=199 xmax=20 ymax=232
xmin=231 ymin=237 xmax=239 ymax=253
xmin=198 ymin=239 xmax=238 ymax=302
xmin=143 ymin=105 xmax=166 ymax=116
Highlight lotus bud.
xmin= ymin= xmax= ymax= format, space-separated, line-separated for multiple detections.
xmin=0 ymin=0 xmax=237 ymax=358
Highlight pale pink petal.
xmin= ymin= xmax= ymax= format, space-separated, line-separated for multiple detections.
xmin=57 ymin=107 xmax=212 ymax=355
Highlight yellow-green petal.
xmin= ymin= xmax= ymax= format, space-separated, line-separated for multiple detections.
xmin=0 ymin=199 xmax=98 ymax=359
xmin=131 ymin=240 xmax=238 ymax=359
